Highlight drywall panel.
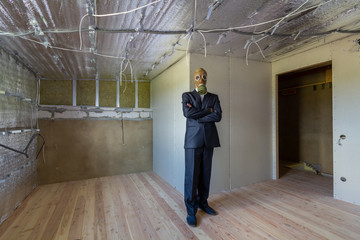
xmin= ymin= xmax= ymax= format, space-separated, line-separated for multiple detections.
xmin=190 ymin=53 xmax=231 ymax=193
xmin=77 ymin=80 xmax=95 ymax=106
xmin=152 ymin=57 xmax=189 ymax=193
xmin=152 ymin=53 xmax=272 ymax=195
xmin=331 ymin=36 xmax=360 ymax=204
xmin=99 ymin=80 xmax=116 ymax=107
xmin=40 ymin=80 xmax=72 ymax=105
xmin=272 ymin=34 xmax=360 ymax=204
xmin=229 ymin=57 xmax=272 ymax=188
xmin=37 ymin=119 xmax=153 ymax=184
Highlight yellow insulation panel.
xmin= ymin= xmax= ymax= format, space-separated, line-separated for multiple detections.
xmin=40 ymin=80 xmax=72 ymax=105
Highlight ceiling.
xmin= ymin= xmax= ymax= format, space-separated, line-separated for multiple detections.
xmin=0 ymin=0 xmax=359 ymax=81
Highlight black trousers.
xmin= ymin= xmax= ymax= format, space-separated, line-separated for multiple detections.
xmin=184 ymin=147 xmax=214 ymax=216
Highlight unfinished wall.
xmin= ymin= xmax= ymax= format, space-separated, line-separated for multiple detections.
xmin=152 ymin=54 xmax=272 ymax=195
xmin=37 ymin=106 xmax=152 ymax=184
xmin=40 ymin=80 xmax=72 ymax=105
xmin=0 ymin=49 xmax=38 ymax=224
xmin=38 ymin=77 xmax=152 ymax=184
xmin=37 ymin=118 xmax=152 ymax=184
xmin=99 ymin=80 xmax=116 ymax=107
xmin=40 ymin=79 xmax=150 ymax=108
xmin=77 ymin=80 xmax=95 ymax=106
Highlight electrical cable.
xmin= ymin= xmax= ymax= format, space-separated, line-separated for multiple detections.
xmin=245 ymin=34 xmax=270 ymax=65
xmin=198 ymin=30 xmax=207 ymax=57
xmin=79 ymin=0 xmax=162 ymax=49
xmin=198 ymin=0 xmax=334 ymax=33
xmin=186 ymin=32 xmax=193 ymax=66
xmin=128 ymin=59 xmax=134 ymax=82
xmin=254 ymin=41 xmax=266 ymax=59
xmin=5 ymin=25 xmax=358 ymax=37
xmin=1 ymin=0 xmax=358 ymax=74
xmin=0 ymin=142 xmax=27 ymax=156
xmin=36 ymin=133 xmax=45 ymax=159
xmin=0 ymin=133 xmax=45 ymax=159
xmin=255 ymin=35 xmax=269 ymax=43
xmin=122 ymin=73 xmax=128 ymax=94
xmin=94 ymin=53 xmax=125 ymax=59
xmin=245 ymin=41 xmax=253 ymax=66
xmin=93 ymin=0 xmax=161 ymax=17
xmin=19 ymin=36 xmax=125 ymax=59
xmin=0 ymin=30 xmax=35 ymax=36
xmin=79 ymin=14 xmax=89 ymax=50
xmin=20 ymin=36 xmax=85 ymax=53
xmin=194 ymin=0 xmax=197 ymax=27
xmin=254 ymin=0 xmax=311 ymax=35
xmin=294 ymin=31 xmax=302 ymax=40
xmin=42 ymin=142 xmax=46 ymax=164
xmin=97 ymin=28 xmax=187 ymax=34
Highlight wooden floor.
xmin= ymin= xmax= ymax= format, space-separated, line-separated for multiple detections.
xmin=1 ymin=170 xmax=360 ymax=240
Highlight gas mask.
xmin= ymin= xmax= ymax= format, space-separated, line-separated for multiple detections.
xmin=194 ymin=68 xmax=207 ymax=95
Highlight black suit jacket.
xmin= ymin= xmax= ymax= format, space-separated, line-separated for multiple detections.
xmin=182 ymin=90 xmax=222 ymax=149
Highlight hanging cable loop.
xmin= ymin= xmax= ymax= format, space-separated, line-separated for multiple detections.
xmin=0 ymin=133 xmax=45 ymax=159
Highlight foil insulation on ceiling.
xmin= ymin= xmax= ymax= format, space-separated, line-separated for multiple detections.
xmin=0 ymin=0 xmax=359 ymax=80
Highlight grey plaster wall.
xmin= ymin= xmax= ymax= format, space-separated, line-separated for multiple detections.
xmin=0 ymin=48 xmax=38 ymax=224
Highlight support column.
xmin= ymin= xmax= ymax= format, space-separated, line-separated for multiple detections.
xmin=72 ymin=75 xmax=77 ymax=106
xmin=95 ymin=73 xmax=99 ymax=107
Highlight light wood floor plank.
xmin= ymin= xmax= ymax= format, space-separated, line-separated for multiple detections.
xmin=107 ymin=175 xmax=133 ymax=240
xmin=1 ymin=169 xmax=360 ymax=240
xmin=81 ymin=179 xmax=96 ymax=240
xmin=67 ymin=182 xmax=87 ymax=240
xmin=39 ymin=182 xmax=77 ymax=240
xmin=117 ymin=175 xmax=153 ymax=240
xmin=130 ymin=174 xmax=187 ymax=239
xmin=54 ymin=181 xmax=82 ymax=240
xmin=137 ymin=173 xmax=197 ymax=240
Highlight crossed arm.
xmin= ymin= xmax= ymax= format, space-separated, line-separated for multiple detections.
xmin=182 ymin=93 xmax=222 ymax=123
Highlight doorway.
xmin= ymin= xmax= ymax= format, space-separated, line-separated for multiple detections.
xmin=277 ymin=63 xmax=333 ymax=178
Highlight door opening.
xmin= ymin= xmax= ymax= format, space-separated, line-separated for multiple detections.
xmin=277 ymin=63 xmax=333 ymax=179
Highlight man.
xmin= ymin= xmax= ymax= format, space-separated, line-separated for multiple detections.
xmin=182 ymin=68 xmax=222 ymax=227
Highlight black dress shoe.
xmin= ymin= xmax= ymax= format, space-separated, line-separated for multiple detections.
xmin=186 ymin=215 xmax=197 ymax=227
xmin=200 ymin=205 xmax=217 ymax=215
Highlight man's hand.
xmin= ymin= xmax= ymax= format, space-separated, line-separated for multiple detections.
xmin=186 ymin=102 xmax=213 ymax=113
